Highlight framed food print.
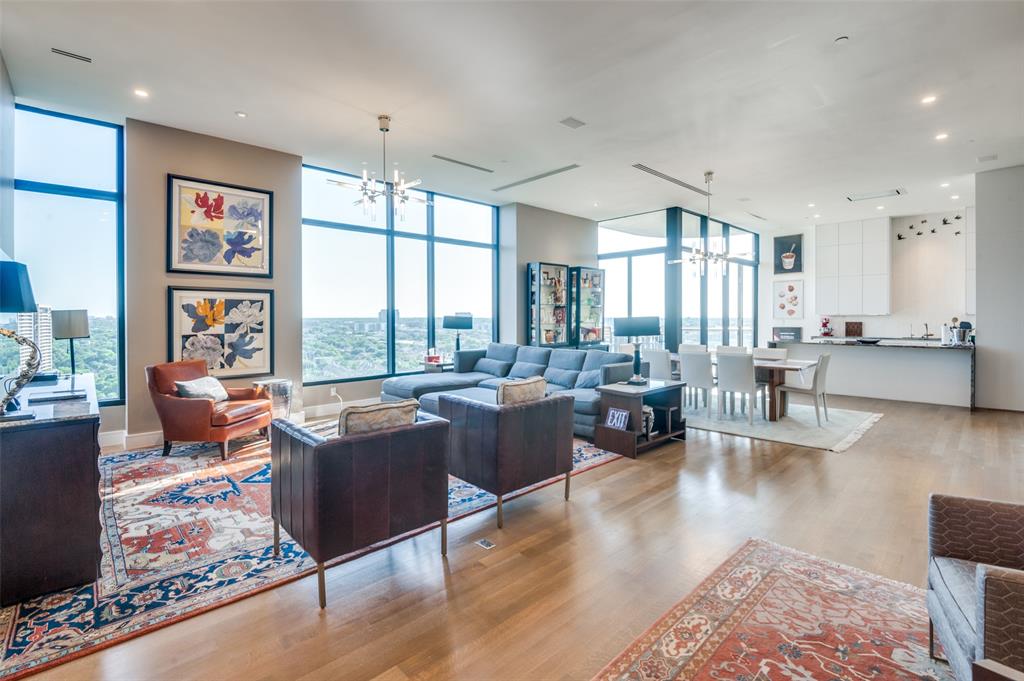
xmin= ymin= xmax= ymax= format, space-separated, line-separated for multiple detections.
xmin=773 ymin=279 xmax=804 ymax=320
xmin=167 ymin=175 xmax=273 ymax=277
xmin=773 ymin=234 xmax=803 ymax=274
xmin=168 ymin=287 xmax=274 ymax=378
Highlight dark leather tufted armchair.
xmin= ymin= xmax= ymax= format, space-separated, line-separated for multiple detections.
xmin=927 ymin=494 xmax=1024 ymax=680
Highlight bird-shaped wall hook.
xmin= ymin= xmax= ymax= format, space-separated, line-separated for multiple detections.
xmin=942 ymin=218 xmax=951 ymax=226
xmin=921 ymin=219 xmax=928 ymax=224
xmin=931 ymin=228 xmax=937 ymax=234
xmin=955 ymin=231 xmax=962 ymax=236
xmin=897 ymin=233 xmax=905 ymax=240
xmin=917 ymin=231 xmax=924 ymax=236
xmin=955 ymin=214 xmax=962 ymax=220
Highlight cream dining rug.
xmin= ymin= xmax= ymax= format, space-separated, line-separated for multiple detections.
xmin=682 ymin=400 xmax=882 ymax=452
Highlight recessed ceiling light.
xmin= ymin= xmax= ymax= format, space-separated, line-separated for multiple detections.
xmin=935 ymin=132 xmax=949 ymax=141
xmin=921 ymin=95 xmax=937 ymax=105
xmin=940 ymin=182 xmax=950 ymax=188
xmin=593 ymin=202 xmax=599 ymax=207
xmin=876 ymin=205 xmax=885 ymax=210
xmin=235 ymin=111 xmax=247 ymax=118
xmin=807 ymin=203 xmax=815 ymax=208
xmin=951 ymin=195 xmax=960 ymax=200
xmin=813 ymin=214 xmax=821 ymax=219
xmin=133 ymin=88 xmax=149 ymax=98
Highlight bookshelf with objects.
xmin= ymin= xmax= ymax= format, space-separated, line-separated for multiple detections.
xmin=527 ymin=262 xmax=570 ymax=347
xmin=570 ymin=266 xmax=605 ymax=346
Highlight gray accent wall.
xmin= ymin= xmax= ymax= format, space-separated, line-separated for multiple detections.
xmin=975 ymin=164 xmax=1024 ymax=411
xmin=498 ymin=203 xmax=598 ymax=345
xmin=124 ymin=120 xmax=302 ymax=435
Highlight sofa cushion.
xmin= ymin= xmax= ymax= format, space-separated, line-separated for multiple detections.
xmin=509 ymin=361 xmax=547 ymax=379
xmin=929 ymin=556 xmax=977 ymax=658
xmin=485 ymin=342 xmax=520 ymax=363
xmin=175 ymin=376 xmax=228 ymax=402
xmin=582 ymin=349 xmax=632 ymax=371
xmin=561 ymin=388 xmax=601 ymax=415
xmin=478 ymin=377 xmax=513 ymax=390
xmin=338 ymin=399 xmax=418 ymax=436
xmin=516 ymin=346 xmax=552 ymax=365
xmin=544 ymin=349 xmax=586 ymax=388
xmin=211 ymin=399 xmax=271 ymax=426
xmin=496 ymin=376 xmax=547 ymax=405
xmin=545 ymin=384 xmax=567 ymax=394
xmin=473 ymin=358 xmax=513 ymax=377
xmin=381 ymin=371 xmax=493 ymax=399
xmin=420 ymin=387 xmax=497 ymax=414
xmin=575 ymin=369 xmax=602 ymax=389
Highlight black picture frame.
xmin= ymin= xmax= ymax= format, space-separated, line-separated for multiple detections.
xmin=167 ymin=286 xmax=275 ymax=379
xmin=166 ymin=174 xmax=274 ymax=278
xmin=773 ymin=234 xmax=803 ymax=274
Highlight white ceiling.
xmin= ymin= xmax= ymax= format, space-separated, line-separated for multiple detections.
xmin=3 ymin=1 xmax=1022 ymax=233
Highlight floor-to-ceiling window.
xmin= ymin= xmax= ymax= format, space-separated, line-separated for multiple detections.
xmin=301 ymin=165 xmax=497 ymax=384
xmin=597 ymin=211 xmax=667 ymax=349
xmin=0 ymin=106 xmax=125 ymax=404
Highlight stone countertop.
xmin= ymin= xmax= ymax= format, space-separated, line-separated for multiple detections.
xmin=0 ymin=374 xmax=100 ymax=429
xmin=776 ymin=339 xmax=975 ymax=351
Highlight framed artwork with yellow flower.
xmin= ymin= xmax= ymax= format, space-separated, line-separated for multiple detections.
xmin=168 ymin=286 xmax=274 ymax=378
xmin=167 ymin=174 xmax=273 ymax=277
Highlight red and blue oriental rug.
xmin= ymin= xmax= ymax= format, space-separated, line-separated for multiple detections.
xmin=0 ymin=426 xmax=620 ymax=679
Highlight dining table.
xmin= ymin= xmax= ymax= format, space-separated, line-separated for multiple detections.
xmin=669 ymin=352 xmax=819 ymax=421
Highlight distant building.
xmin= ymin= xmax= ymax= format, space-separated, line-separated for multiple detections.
xmin=17 ymin=305 xmax=54 ymax=371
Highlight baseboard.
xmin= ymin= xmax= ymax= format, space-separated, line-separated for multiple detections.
xmin=98 ymin=430 xmax=126 ymax=449
xmin=124 ymin=430 xmax=164 ymax=450
xmin=304 ymin=397 xmax=379 ymax=419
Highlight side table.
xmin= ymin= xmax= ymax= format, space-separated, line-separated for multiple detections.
xmin=594 ymin=379 xmax=685 ymax=458
xmin=252 ymin=378 xmax=293 ymax=419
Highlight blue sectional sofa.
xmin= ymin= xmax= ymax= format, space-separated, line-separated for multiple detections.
xmin=380 ymin=343 xmax=642 ymax=438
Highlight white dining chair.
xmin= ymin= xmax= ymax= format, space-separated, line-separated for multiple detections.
xmin=715 ymin=345 xmax=749 ymax=354
xmin=753 ymin=347 xmax=788 ymax=417
xmin=716 ymin=353 xmax=759 ymax=425
xmin=777 ymin=353 xmax=832 ymax=427
xmin=679 ymin=351 xmax=715 ymax=418
xmin=677 ymin=344 xmax=707 ymax=403
xmin=644 ymin=349 xmax=673 ymax=381
xmin=678 ymin=343 xmax=706 ymax=353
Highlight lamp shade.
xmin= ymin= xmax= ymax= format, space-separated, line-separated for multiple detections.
xmin=613 ymin=316 xmax=661 ymax=338
xmin=52 ymin=309 xmax=90 ymax=339
xmin=442 ymin=315 xmax=473 ymax=330
xmin=0 ymin=261 xmax=38 ymax=313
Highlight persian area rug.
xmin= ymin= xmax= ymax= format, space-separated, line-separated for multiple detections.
xmin=0 ymin=428 xmax=619 ymax=680
xmin=593 ymin=538 xmax=953 ymax=681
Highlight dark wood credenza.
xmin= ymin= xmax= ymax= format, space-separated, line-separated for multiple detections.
xmin=0 ymin=375 xmax=101 ymax=606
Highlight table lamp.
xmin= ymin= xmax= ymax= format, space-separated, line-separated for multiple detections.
xmin=613 ymin=316 xmax=661 ymax=386
xmin=442 ymin=315 xmax=473 ymax=352
xmin=52 ymin=309 xmax=90 ymax=375
xmin=0 ymin=261 xmax=40 ymax=420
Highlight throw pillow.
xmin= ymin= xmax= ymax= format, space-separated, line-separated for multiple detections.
xmin=575 ymin=369 xmax=602 ymax=389
xmin=496 ymin=376 xmax=547 ymax=405
xmin=338 ymin=399 xmax=419 ymax=436
xmin=175 ymin=376 xmax=229 ymax=402
xmin=473 ymin=357 xmax=513 ymax=377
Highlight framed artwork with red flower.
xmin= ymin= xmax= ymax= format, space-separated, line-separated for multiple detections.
xmin=168 ymin=286 xmax=274 ymax=378
xmin=167 ymin=175 xmax=273 ymax=277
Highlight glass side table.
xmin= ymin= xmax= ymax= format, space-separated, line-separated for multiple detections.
xmin=252 ymin=378 xmax=293 ymax=420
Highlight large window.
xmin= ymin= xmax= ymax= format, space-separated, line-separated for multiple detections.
xmin=301 ymin=166 xmax=497 ymax=383
xmin=0 ymin=106 xmax=124 ymax=404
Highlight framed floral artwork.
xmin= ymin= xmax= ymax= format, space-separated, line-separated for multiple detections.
xmin=167 ymin=175 xmax=273 ymax=277
xmin=168 ymin=287 xmax=274 ymax=378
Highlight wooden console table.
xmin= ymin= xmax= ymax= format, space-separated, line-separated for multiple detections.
xmin=594 ymin=379 xmax=686 ymax=458
xmin=0 ymin=375 xmax=101 ymax=605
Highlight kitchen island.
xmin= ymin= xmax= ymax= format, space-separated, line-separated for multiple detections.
xmin=771 ymin=338 xmax=974 ymax=408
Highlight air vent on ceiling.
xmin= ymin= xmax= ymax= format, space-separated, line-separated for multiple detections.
xmin=977 ymin=154 xmax=999 ymax=163
xmin=51 ymin=48 xmax=91 ymax=63
xmin=492 ymin=164 xmax=580 ymax=192
xmin=431 ymin=154 xmax=494 ymax=173
xmin=846 ymin=187 xmax=906 ymax=202
xmin=559 ymin=117 xmax=586 ymax=129
xmin=632 ymin=164 xmax=710 ymax=196
xmin=737 ymin=197 xmax=752 ymax=203
xmin=746 ymin=211 xmax=768 ymax=221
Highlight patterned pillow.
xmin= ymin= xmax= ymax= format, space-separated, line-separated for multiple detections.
xmin=338 ymin=399 xmax=418 ymax=436
xmin=175 ymin=376 xmax=228 ymax=402
xmin=495 ymin=376 xmax=547 ymax=405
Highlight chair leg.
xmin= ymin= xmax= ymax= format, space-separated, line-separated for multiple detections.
xmin=747 ymin=393 xmax=754 ymax=425
xmin=273 ymin=517 xmax=280 ymax=557
xmin=564 ymin=471 xmax=571 ymax=501
xmin=706 ymin=389 xmax=712 ymax=419
xmin=813 ymin=396 xmax=822 ymax=427
xmin=822 ymin=393 xmax=830 ymax=421
xmin=316 ymin=562 xmax=326 ymax=609
xmin=162 ymin=440 xmax=172 ymax=456
xmin=219 ymin=440 xmax=229 ymax=460
xmin=928 ymin=618 xmax=937 ymax=660
xmin=496 ymin=494 xmax=503 ymax=528
xmin=440 ymin=518 xmax=447 ymax=557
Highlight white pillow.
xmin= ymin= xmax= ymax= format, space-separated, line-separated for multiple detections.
xmin=175 ymin=376 xmax=229 ymax=402
xmin=496 ymin=376 xmax=547 ymax=405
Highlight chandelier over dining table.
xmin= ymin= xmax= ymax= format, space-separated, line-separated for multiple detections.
xmin=327 ymin=113 xmax=430 ymax=222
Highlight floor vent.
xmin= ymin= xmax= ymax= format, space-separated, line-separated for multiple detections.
xmin=432 ymin=154 xmax=494 ymax=173
xmin=846 ymin=188 xmax=906 ymax=202
xmin=51 ymin=48 xmax=91 ymax=63
xmin=492 ymin=164 xmax=580 ymax=191
xmin=632 ymin=164 xmax=710 ymax=196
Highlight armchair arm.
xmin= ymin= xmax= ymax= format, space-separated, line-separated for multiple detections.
xmin=226 ymin=386 xmax=268 ymax=401
xmin=454 ymin=349 xmax=487 ymax=373
xmin=929 ymin=494 xmax=1024 ymax=567
xmin=149 ymin=391 xmax=215 ymax=441
xmin=974 ymin=660 xmax=1024 ymax=681
xmin=977 ymin=564 xmax=1024 ymax=673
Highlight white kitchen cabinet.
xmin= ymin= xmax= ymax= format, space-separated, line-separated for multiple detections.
xmin=862 ymin=274 xmax=890 ymax=315
xmin=816 ymin=276 xmax=838 ymax=315
xmin=862 ymin=240 xmax=890 ymax=276
xmin=817 ymin=223 xmax=838 ymax=246
xmin=838 ymin=221 xmax=862 ymax=245
xmin=861 ymin=217 xmax=889 ymax=244
xmin=837 ymin=275 xmax=863 ymax=314
xmin=965 ymin=206 xmax=976 ymax=315
xmin=816 ymin=244 xmax=838 ymax=277
xmin=838 ymin=242 xmax=863 ymax=277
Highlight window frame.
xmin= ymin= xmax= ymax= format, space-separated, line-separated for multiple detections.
xmin=301 ymin=164 xmax=499 ymax=386
xmin=12 ymin=104 xmax=126 ymax=407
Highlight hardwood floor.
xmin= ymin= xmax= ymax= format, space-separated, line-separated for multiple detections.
xmin=40 ymin=396 xmax=1023 ymax=680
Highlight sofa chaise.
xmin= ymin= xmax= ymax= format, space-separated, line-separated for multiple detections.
xmin=381 ymin=343 xmax=643 ymax=438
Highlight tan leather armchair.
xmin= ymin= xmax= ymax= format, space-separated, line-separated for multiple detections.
xmin=145 ymin=360 xmax=272 ymax=460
